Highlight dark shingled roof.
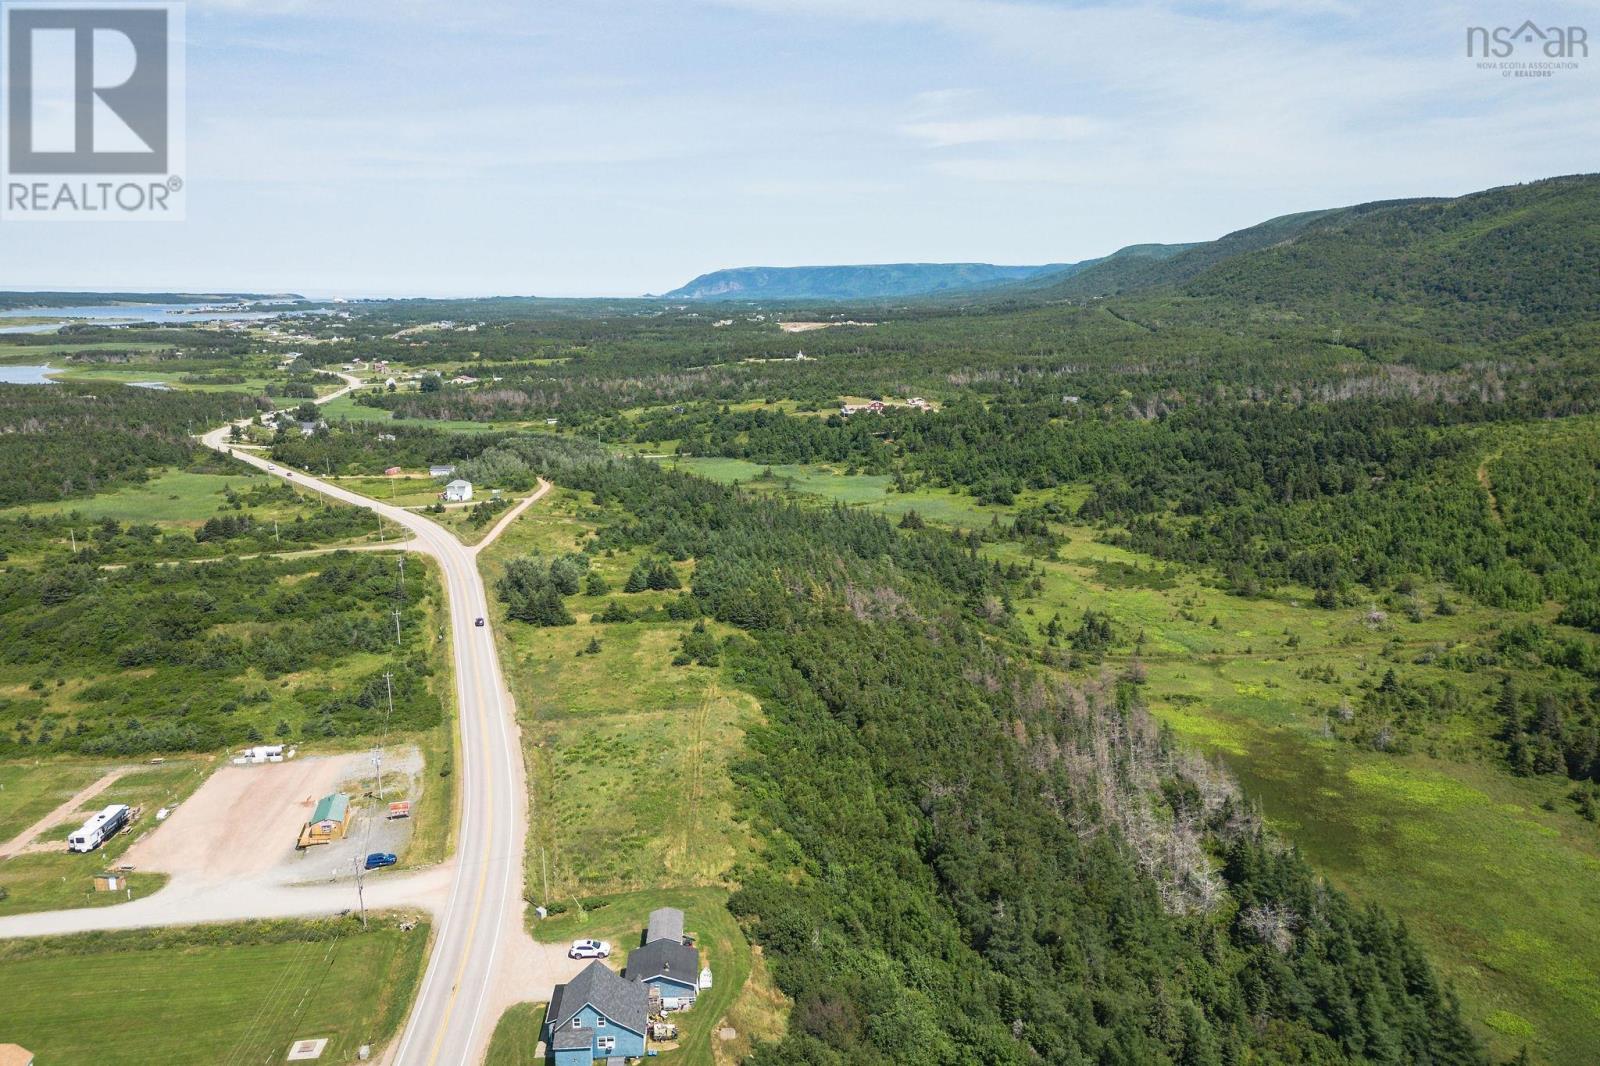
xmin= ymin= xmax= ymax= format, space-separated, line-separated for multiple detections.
xmin=548 ymin=961 xmax=648 ymax=1034
xmin=627 ymin=939 xmax=700 ymax=987
xmin=645 ymin=906 xmax=684 ymax=945
xmin=551 ymin=1026 xmax=593 ymax=1051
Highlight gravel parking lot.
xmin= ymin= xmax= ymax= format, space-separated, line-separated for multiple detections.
xmin=120 ymin=748 xmax=422 ymax=888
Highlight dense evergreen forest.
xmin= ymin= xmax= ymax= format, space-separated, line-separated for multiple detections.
xmin=0 ymin=384 xmax=258 ymax=504
xmin=483 ymin=434 xmax=1493 ymax=1065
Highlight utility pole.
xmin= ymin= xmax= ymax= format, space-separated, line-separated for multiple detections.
xmin=69 ymin=529 xmax=76 ymax=553
xmin=397 ymin=555 xmax=405 ymax=591
xmin=354 ymin=848 xmax=368 ymax=930
xmin=392 ymin=608 xmax=402 ymax=646
xmin=274 ymin=520 xmax=280 ymax=544
xmin=374 ymin=670 xmax=394 ymax=802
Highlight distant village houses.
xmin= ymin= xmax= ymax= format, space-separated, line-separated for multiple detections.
xmin=839 ymin=397 xmax=931 ymax=417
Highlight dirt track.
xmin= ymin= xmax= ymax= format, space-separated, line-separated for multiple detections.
xmin=0 ymin=767 xmax=130 ymax=860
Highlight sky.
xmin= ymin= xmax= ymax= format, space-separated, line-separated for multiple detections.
xmin=3 ymin=0 xmax=1597 ymax=296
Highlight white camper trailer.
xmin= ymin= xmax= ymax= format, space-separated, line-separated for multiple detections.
xmin=67 ymin=804 xmax=131 ymax=853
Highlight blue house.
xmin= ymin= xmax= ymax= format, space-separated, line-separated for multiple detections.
xmin=545 ymin=961 xmax=648 ymax=1064
xmin=627 ymin=937 xmax=700 ymax=1011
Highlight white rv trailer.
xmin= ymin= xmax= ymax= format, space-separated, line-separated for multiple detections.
xmin=67 ymin=804 xmax=131 ymax=853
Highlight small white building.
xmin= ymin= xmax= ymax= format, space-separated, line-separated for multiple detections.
xmin=233 ymin=744 xmax=293 ymax=766
xmin=444 ymin=479 xmax=473 ymax=502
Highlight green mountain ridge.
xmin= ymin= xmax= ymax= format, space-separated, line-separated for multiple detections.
xmin=657 ymin=261 xmax=1081 ymax=301
xmin=1010 ymin=174 xmax=1600 ymax=338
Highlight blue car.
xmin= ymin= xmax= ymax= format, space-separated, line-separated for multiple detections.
xmin=364 ymin=852 xmax=398 ymax=870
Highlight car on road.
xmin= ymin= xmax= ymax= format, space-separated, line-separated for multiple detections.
xmin=267 ymin=464 xmax=276 ymax=471
xmin=568 ymin=938 xmax=611 ymax=959
xmin=475 ymin=617 xmax=485 ymax=627
xmin=364 ymin=852 xmax=398 ymax=870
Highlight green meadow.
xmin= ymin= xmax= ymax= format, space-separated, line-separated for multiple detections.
xmin=478 ymin=488 xmax=758 ymax=900
xmin=0 ymin=918 xmax=428 ymax=1065
xmin=11 ymin=468 xmax=287 ymax=526
xmin=0 ymin=760 xmax=109 ymax=843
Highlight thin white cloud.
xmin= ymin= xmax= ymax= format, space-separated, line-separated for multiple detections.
xmin=901 ymin=113 xmax=1102 ymax=147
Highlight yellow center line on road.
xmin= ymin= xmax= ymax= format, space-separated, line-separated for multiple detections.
xmin=424 ymin=573 xmax=497 ymax=1066
xmin=201 ymin=413 xmax=527 ymax=1066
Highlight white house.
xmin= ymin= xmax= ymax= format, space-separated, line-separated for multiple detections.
xmin=444 ymin=479 xmax=473 ymax=502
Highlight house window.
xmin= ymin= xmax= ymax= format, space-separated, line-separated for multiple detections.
xmin=598 ymin=1037 xmax=616 ymax=1052
xmin=571 ymin=1018 xmax=583 ymax=1029
xmin=596 ymin=1018 xmax=606 ymax=1028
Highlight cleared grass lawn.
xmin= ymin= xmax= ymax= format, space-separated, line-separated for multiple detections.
xmin=485 ymin=1002 xmax=548 ymax=1066
xmin=0 ymin=918 xmax=428 ymax=1065
xmin=477 ymin=489 xmax=757 ymax=897
xmin=0 ymin=757 xmax=210 ymax=915
xmin=0 ymin=760 xmax=108 ymax=843
xmin=536 ymin=887 xmax=784 ymax=1066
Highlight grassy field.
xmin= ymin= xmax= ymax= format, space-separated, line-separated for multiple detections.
xmin=0 ymin=760 xmax=109 ymax=843
xmin=332 ymin=474 xmax=448 ymax=508
xmin=403 ymin=721 xmax=457 ymax=868
xmin=0 ymin=757 xmax=211 ymax=915
xmin=479 ymin=488 xmax=757 ymax=900
xmin=484 ymin=1001 xmax=548 ymax=1066
xmin=0 ymin=917 xmax=428 ymax=1064
xmin=535 ymin=887 xmax=785 ymax=1066
xmin=664 ymin=455 xmax=1007 ymax=527
xmin=316 ymin=393 xmax=509 ymax=433
xmin=665 ymin=461 xmax=1600 ymax=1065
xmin=8 ymin=468 xmax=284 ymax=526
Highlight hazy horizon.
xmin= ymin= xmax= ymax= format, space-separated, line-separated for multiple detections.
xmin=5 ymin=0 xmax=1596 ymax=296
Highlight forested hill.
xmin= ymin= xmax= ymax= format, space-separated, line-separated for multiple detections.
xmin=1014 ymin=174 xmax=1600 ymax=335
xmin=658 ymin=261 xmax=1079 ymax=300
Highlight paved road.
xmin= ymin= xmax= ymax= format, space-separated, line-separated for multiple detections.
xmin=201 ymin=377 xmax=540 ymax=1066
xmin=0 ymin=375 xmax=545 ymax=1063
